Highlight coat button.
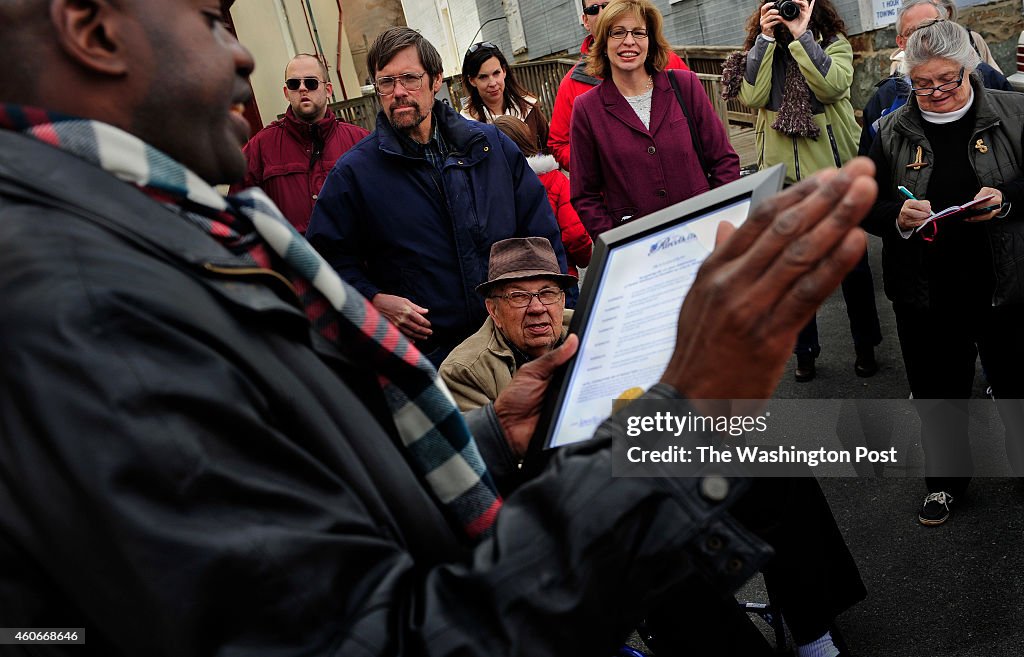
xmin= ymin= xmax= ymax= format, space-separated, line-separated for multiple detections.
xmin=648 ymin=146 xmax=656 ymax=154
xmin=656 ymin=189 xmax=667 ymax=197
xmin=483 ymin=146 xmax=490 ymax=152
xmin=700 ymin=476 xmax=729 ymax=501
xmin=312 ymin=194 xmax=318 ymax=200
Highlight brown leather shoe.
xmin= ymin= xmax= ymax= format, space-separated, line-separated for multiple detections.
xmin=795 ymin=354 xmax=816 ymax=382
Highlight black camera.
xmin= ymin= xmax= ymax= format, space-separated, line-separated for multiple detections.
xmin=775 ymin=0 xmax=801 ymax=21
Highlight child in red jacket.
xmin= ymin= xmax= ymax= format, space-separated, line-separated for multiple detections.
xmin=492 ymin=115 xmax=592 ymax=279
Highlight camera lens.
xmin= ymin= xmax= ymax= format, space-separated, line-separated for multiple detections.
xmin=775 ymin=0 xmax=800 ymax=20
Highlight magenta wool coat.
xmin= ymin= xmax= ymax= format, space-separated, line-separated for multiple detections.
xmin=570 ymin=69 xmax=740 ymax=238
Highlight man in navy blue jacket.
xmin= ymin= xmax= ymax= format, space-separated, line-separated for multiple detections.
xmin=307 ymin=28 xmax=567 ymax=366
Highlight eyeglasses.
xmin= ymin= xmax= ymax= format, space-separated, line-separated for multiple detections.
xmin=491 ymin=287 xmax=564 ymax=308
xmin=608 ymin=27 xmax=649 ymax=40
xmin=583 ymin=2 xmax=609 ymax=15
xmin=468 ymin=41 xmax=498 ymax=54
xmin=285 ymin=77 xmax=324 ymax=91
xmin=374 ymin=72 xmax=427 ymax=96
xmin=910 ymin=67 xmax=964 ymax=97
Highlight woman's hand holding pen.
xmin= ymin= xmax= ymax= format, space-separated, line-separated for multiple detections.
xmin=897 ymin=186 xmax=932 ymax=232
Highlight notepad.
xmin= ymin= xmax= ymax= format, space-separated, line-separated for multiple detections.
xmin=914 ymin=194 xmax=996 ymax=234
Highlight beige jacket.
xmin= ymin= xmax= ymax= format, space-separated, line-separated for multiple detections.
xmin=440 ymin=311 xmax=573 ymax=411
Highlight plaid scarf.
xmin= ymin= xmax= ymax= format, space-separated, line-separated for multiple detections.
xmin=0 ymin=104 xmax=502 ymax=541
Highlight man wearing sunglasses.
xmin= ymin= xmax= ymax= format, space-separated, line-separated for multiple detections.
xmin=232 ymin=53 xmax=367 ymax=233
xmin=546 ymin=0 xmax=689 ymax=171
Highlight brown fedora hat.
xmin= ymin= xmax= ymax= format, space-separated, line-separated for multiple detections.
xmin=476 ymin=237 xmax=577 ymax=295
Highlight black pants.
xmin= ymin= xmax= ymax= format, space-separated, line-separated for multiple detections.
xmin=796 ymin=249 xmax=882 ymax=356
xmin=893 ymin=301 xmax=1024 ymax=495
xmin=645 ymin=477 xmax=865 ymax=653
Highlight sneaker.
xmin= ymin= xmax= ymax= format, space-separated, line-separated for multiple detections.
xmin=918 ymin=491 xmax=954 ymax=526
xmin=795 ymin=354 xmax=816 ymax=382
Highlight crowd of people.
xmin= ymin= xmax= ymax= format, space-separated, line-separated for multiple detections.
xmin=0 ymin=0 xmax=1021 ymax=653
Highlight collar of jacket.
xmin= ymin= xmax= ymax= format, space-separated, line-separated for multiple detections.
xmin=597 ymin=70 xmax=675 ymax=135
xmin=580 ymin=34 xmax=595 ymax=57
xmin=374 ymin=99 xmax=488 ymax=163
xmin=0 ymin=130 xmax=321 ymax=328
xmin=571 ymin=35 xmax=602 ymax=86
xmin=278 ymin=106 xmax=338 ymax=144
xmin=895 ymin=75 xmax=998 ymax=140
xmin=526 ymin=154 xmax=559 ymax=176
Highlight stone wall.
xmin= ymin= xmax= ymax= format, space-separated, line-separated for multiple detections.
xmin=849 ymin=0 xmax=1024 ymax=110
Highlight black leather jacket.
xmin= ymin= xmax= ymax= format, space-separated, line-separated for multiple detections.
xmin=0 ymin=129 xmax=764 ymax=656
xmin=864 ymin=78 xmax=1024 ymax=309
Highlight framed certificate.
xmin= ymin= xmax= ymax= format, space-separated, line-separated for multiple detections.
xmin=533 ymin=165 xmax=786 ymax=450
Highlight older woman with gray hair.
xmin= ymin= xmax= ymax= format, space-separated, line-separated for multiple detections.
xmin=864 ymin=19 xmax=1024 ymax=527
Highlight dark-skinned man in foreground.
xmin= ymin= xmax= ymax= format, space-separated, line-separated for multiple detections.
xmin=0 ymin=0 xmax=877 ymax=654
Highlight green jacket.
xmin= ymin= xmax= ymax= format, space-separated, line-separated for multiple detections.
xmin=439 ymin=311 xmax=572 ymax=411
xmin=739 ymin=31 xmax=859 ymax=184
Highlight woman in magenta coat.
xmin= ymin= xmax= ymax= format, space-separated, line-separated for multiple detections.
xmin=570 ymin=0 xmax=740 ymax=238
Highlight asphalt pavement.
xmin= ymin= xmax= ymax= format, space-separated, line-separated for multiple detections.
xmin=633 ymin=235 xmax=1024 ymax=655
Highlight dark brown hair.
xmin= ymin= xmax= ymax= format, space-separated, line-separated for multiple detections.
xmin=492 ymin=115 xmax=539 ymax=157
xmin=461 ymin=44 xmax=536 ymax=121
xmin=742 ymin=0 xmax=847 ymax=50
xmin=367 ymin=26 xmax=443 ymax=81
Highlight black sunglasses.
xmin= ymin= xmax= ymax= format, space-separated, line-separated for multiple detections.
xmin=285 ymin=77 xmax=323 ymax=91
xmin=583 ymin=2 xmax=609 ymax=15
xmin=468 ymin=41 xmax=498 ymax=54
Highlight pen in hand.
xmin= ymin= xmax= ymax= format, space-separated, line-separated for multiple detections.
xmin=898 ymin=186 xmax=917 ymax=200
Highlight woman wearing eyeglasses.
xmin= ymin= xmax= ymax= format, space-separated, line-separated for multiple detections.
xmin=862 ymin=20 xmax=1024 ymax=527
xmin=569 ymin=0 xmax=739 ymax=240
xmin=460 ymin=43 xmax=548 ymax=154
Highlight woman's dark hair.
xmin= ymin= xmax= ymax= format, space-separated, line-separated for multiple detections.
xmin=492 ymin=115 xmax=540 ymax=157
xmin=460 ymin=44 xmax=535 ymax=121
xmin=742 ymin=0 xmax=847 ymax=50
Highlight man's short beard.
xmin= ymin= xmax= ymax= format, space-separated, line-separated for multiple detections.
xmin=388 ymin=101 xmax=430 ymax=135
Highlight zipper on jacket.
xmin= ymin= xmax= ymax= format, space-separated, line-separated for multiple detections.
xmin=792 ymin=137 xmax=801 ymax=181
xmin=826 ymin=125 xmax=842 ymax=168
xmin=202 ymin=263 xmax=299 ymax=297
xmin=966 ymin=125 xmax=1004 ymax=307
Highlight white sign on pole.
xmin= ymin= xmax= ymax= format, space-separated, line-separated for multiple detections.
xmin=872 ymin=0 xmax=902 ymax=29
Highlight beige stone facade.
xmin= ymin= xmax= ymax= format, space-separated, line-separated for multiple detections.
xmin=850 ymin=0 xmax=1024 ymax=109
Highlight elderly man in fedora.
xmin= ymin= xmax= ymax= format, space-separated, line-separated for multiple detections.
xmin=440 ymin=237 xmax=576 ymax=411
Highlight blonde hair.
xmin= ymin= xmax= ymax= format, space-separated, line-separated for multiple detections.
xmin=585 ymin=0 xmax=671 ymax=79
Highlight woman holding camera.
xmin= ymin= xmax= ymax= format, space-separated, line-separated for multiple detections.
xmin=723 ymin=0 xmax=880 ymax=383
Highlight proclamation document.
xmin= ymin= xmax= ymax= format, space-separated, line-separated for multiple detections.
xmin=549 ymin=198 xmax=751 ymax=447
